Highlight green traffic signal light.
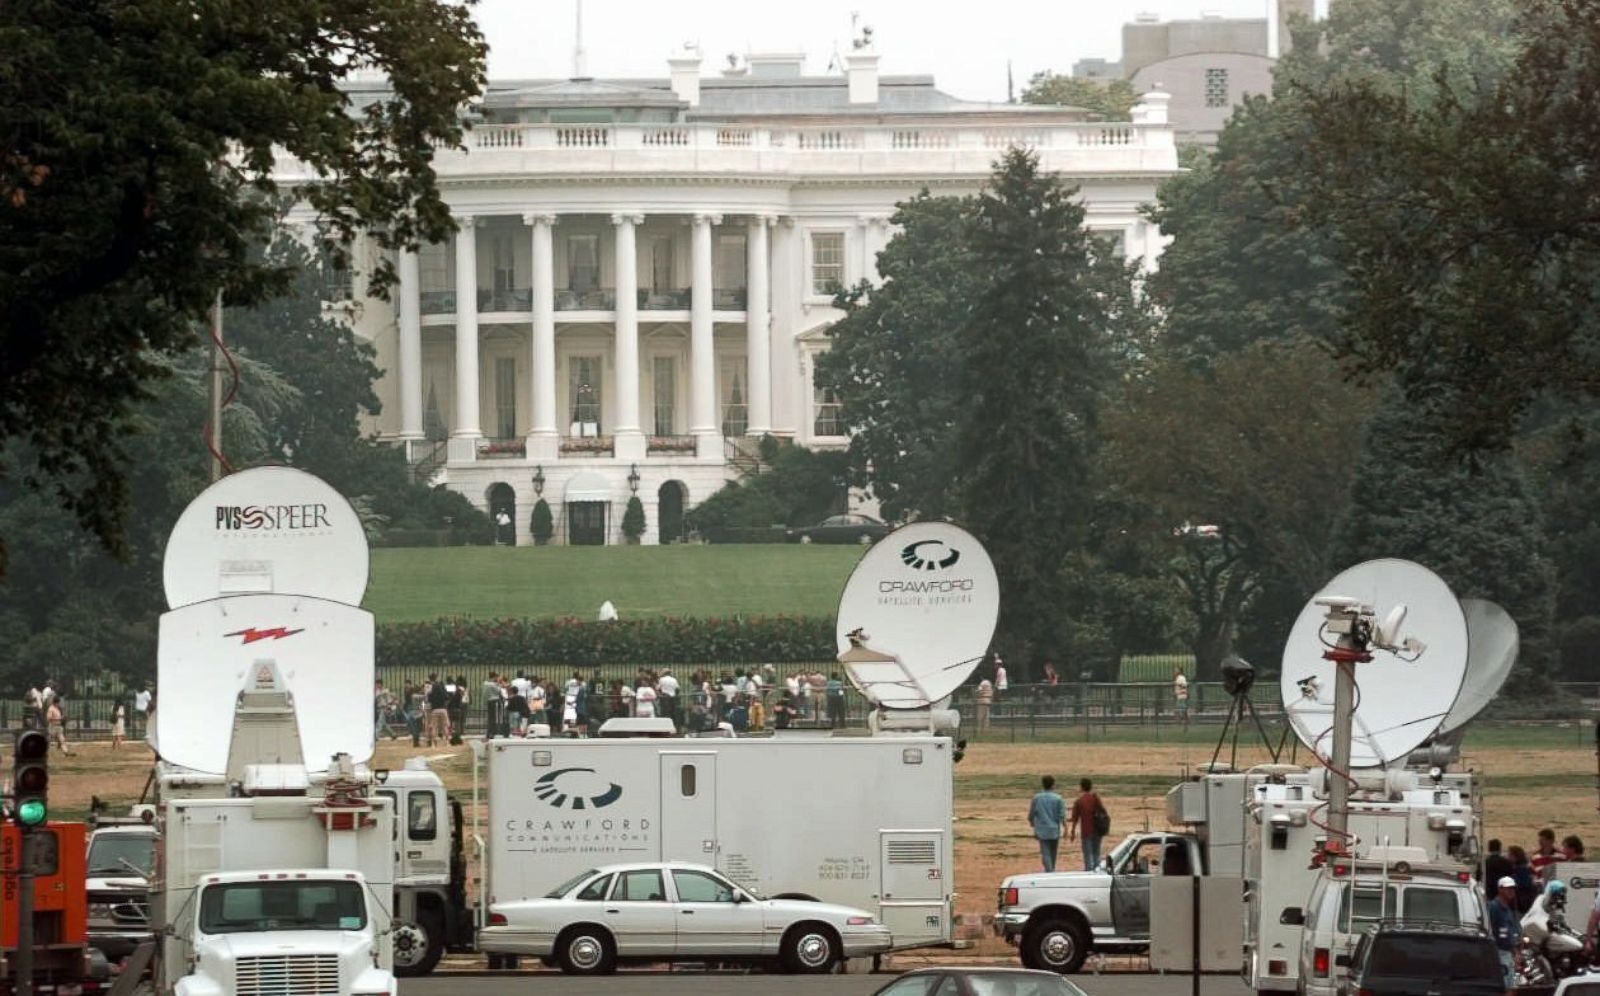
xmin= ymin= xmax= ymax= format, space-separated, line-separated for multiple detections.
xmin=15 ymin=798 xmax=45 ymax=827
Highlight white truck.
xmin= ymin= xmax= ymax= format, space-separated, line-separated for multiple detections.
xmin=480 ymin=733 xmax=956 ymax=952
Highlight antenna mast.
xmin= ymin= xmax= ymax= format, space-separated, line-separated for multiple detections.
xmin=572 ymin=0 xmax=587 ymax=78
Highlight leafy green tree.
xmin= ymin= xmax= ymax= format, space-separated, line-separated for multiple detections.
xmin=953 ymin=147 xmax=1134 ymax=666
xmin=814 ymin=194 xmax=975 ymax=521
xmin=686 ymin=440 xmax=847 ymax=534
xmin=0 ymin=0 xmax=486 ymax=568
xmin=1338 ymin=383 xmax=1557 ymax=689
xmin=1022 ymin=72 xmax=1137 ymax=119
xmin=622 ymin=497 xmax=646 ymax=544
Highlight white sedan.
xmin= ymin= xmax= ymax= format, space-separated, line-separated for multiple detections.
xmin=479 ymin=861 xmax=894 ymax=975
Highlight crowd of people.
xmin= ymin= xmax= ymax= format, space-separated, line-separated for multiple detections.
xmin=1481 ymin=828 xmax=1587 ymax=913
xmin=17 ymin=679 xmax=155 ymax=753
xmin=373 ymin=666 xmax=856 ymax=745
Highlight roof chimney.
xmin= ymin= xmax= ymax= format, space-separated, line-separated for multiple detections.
xmin=668 ymin=44 xmax=702 ymax=106
xmin=845 ymin=28 xmax=879 ymax=105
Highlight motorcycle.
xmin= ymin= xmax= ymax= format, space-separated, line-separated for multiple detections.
xmin=1522 ymin=890 xmax=1590 ymax=981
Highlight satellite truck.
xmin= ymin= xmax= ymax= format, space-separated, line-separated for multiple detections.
xmin=475 ymin=520 xmax=999 ymax=965
xmin=995 ymin=559 xmax=1503 ymax=988
xmin=140 ymin=466 xmax=471 ymax=993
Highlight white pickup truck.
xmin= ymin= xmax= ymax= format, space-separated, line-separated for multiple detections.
xmin=995 ymin=831 xmax=1207 ymax=973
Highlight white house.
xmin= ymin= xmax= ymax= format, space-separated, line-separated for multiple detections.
xmin=280 ymin=43 xmax=1178 ymax=545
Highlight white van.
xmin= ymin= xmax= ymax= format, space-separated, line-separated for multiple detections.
xmin=1288 ymin=853 xmax=1486 ymax=996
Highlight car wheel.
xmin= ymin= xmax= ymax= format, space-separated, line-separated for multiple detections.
xmin=781 ymin=923 xmax=839 ymax=974
xmin=392 ymin=911 xmax=444 ymax=977
xmin=556 ymin=925 xmax=615 ymax=975
xmin=1023 ymin=918 xmax=1088 ymax=974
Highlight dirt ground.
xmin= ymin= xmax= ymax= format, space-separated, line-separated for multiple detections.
xmin=44 ymin=724 xmax=1600 ymax=953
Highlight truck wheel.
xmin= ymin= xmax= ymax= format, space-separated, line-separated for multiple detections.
xmin=392 ymin=912 xmax=444 ymax=977
xmin=781 ymin=923 xmax=840 ymax=974
xmin=556 ymin=926 xmax=616 ymax=975
xmin=1022 ymin=918 xmax=1088 ymax=974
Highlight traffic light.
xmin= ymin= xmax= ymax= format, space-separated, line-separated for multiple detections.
xmin=11 ymin=729 xmax=48 ymax=827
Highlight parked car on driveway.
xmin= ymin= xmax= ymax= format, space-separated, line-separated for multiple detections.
xmin=478 ymin=860 xmax=893 ymax=975
xmin=873 ymin=967 xmax=1088 ymax=995
xmin=1341 ymin=921 xmax=1504 ymax=996
xmin=786 ymin=513 xmax=889 ymax=545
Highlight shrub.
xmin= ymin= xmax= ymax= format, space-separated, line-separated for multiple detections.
xmin=376 ymin=614 xmax=835 ymax=670
xmin=622 ymin=496 xmax=645 ymax=543
xmin=530 ymin=499 xmax=554 ymax=545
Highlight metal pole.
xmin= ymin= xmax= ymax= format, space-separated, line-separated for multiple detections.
xmin=1190 ymin=869 xmax=1201 ymax=996
xmin=208 ymin=290 xmax=224 ymax=482
xmin=17 ymin=829 xmax=34 ymax=996
xmin=1327 ymin=656 xmax=1354 ymax=846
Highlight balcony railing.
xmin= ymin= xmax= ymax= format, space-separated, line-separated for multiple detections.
xmin=640 ymin=288 xmax=691 ymax=310
xmin=420 ymin=290 xmax=456 ymax=315
xmin=481 ymin=288 xmax=532 ymax=311
xmin=555 ymin=288 xmax=616 ymax=310
xmin=712 ymin=288 xmax=747 ymax=310
xmin=560 ymin=434 xmax=613 ymax=455
xmin=418 ymin=286 xmax=741 ymax=317
xmin=647 ymin=435 xmax=697 ymax=455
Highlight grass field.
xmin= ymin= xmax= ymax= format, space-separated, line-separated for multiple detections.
xmin=365 ymin=545 xmax=864 ymax=622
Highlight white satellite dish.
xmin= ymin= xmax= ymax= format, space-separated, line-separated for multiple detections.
xmin=1437 ymin=598 xmax=1519 ymax=735
xmin=162 ymin=465 xmax=370 ymax=610
xmin=1280 ymin=559 xmax=1469 ymax=768
xmin=833 ymin=521 xmax=999 ymax=709
xmin=150 ymin=594 xmax=376 ymax=774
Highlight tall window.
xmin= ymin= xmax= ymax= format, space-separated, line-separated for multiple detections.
xmin=652 ymin=356 xmax=677 ymax=436
xmin=419 ymin=244 xmax=448 ymax=292
xmin=494 ymin=358 xmax=517 ymax=438
xmin=720 ymin=359 xmax=747 ymax=437
xmin=813 ymin=382 xmax=842 ymax=437
xmin=568 ymin=235 xmax=599 ymax=292
xmin=650 ymin=237 xmax=675 ymax=290
xmin=492 ymin=232 xmax=516 ymax=294
xmin=1204 ymin=68 xmax=1229 ymax=108
xmin=810 ymin=232 xmax=845 ymax=296
xmin=714 ymin=235 xmax=746 ymax=289
xmin=318 ymin=245 xmax=352 ymax=302
xmin=569 ymin=355 xmax=602 ymax=435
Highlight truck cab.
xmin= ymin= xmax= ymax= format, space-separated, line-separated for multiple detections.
xmin=176 ymin=870 xmax=395 ymax=996
xmin=373 ymin=758 xmax=469 ymax=976
xmin=85 ymin=823 xmax=158 ymax=962
xmin=995 ymin=831 xmax=1205 ymax=973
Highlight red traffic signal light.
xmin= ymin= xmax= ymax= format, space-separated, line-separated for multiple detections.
xmin=12 ymin=729 xmax=49 ymax=827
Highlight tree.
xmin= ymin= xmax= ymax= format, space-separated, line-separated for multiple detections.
xmin=1104 ymin=340 xmax=1373 ymax=677
xmin=621 ymin=497 xmax=646 ymax=544
xmin=814 ymin=193 xmax=977 ymax=521
xmin=953 ymin=147 xmax=1135 ymax=666
xmin=1337 ymin=382 xmax=1556 ymax=689
xmin=530 ymin=500 xmax=554 ymax=546
xmin=686 ymin=440 xmax=848 ymax=534
xmin=0 ymin=0 xmax=486 ymax=568
xmin=1022 ymin=72 xmax=1137 ymax=120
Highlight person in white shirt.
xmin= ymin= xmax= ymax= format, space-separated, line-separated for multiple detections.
xmin=635 ymin=682 xmax=658 ymax=718
xmin=512 ymin=672 xmax=532 ymax=699
xmin=529 ymin=682 xmax=548 ymax=727
xmin=620 ymin=682 xmax=636 ymax=717
xmin=994 ymin=656 xmax=1009 ymax=696
xmin=657 ymin=670 xmax=679 ymax=726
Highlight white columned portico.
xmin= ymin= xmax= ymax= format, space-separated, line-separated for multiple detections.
xmin=745 ymin=214 xmax=773 ymax=436
xmin=690 ymin=212 xmax=722 ymax=457
xmin=526 ymin=213 xmax=559 ymax=460
xmin=396 ymin=248 xmax=424 ymax=454
xmin=612 ymin=213 xmax=645 ymax=459
xmin=449 ymin=216 xmax=482 ymax=461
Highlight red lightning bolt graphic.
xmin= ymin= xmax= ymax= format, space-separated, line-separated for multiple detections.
xmin=225 ymin=627 xmax=306 ymax=645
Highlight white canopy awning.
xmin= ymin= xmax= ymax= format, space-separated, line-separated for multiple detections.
xmin=565 ymin=471 xmax=613 ymax=503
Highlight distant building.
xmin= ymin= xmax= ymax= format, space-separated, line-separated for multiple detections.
xmin=1073 ymin=1 xmax=1315 ymax=147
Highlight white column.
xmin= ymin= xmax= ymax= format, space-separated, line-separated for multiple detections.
xmin=449 ymin=216 xmax=482 ymax=461
xmin=690 ymin=212 xmax=721 ymax=456
xmin=745 ymin=215 xmax=773 ymax=436
xmin=397 ymin=248 xmax=424 ymax=452
xmin=612 ymin=213 xmax=646 ymax=459
xmin=767 ymin=216 xmax=800 ymax=438
xmin=525 ymin=213 xmax=559 ymax=459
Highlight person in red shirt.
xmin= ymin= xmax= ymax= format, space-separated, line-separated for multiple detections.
xmin=1067 ymin=778 xmax=1105 ymax=870
xmin=1532 ymin=828 xmax=1562 ymax=881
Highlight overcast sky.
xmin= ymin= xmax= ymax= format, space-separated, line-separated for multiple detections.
xmin=470 ymin=0 xmax=1308 ymax=103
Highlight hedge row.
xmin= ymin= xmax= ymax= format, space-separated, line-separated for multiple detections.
xmin=376 ymin=615 xmax=835 ymax=670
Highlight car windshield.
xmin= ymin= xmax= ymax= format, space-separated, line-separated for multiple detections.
xmin=546 ymin=868 xmax=599 ymax=899
xmin=1367 ymin=936 xmax=1499 ymax=980
xmin=1103 ymin=836 xmax=1136 ymax=871
xmin=963 ymin=973 xmax=1087 ymax=996
xmin=88 ymin=834 xmax=155 ymax=877
xmin=198 ymin=881 xmax=367 ymax=935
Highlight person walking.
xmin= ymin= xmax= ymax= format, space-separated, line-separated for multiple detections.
xmin=1028 ymin=776 xmax=1067 ymax=872
xmin=47 ymin=698 xmax=73 ymax=755
xmin=975 ymin=678 xmax=994 ymax=731
xmin=134 ymin=684 xmax=152 ymax=739
xmin=826 ymin=672 xmax=847 ymax=729
xmin=1173 ymin=667 xmax=1190 ymax=726
xmin=23 ymin=684 xmax=44 ymax=730
xmin=1068 ymin=779 xmax=1106 ymax=870
xmin=405 ymin=682 xmax=425 ymax=747
xmin=110 ymin=701 xmax=126 ymax=750
xmin=993 ymin=656 xmax=1008 ymax=698
xmin=1488 ymin=876 xmax=1521 ymax=991
xmin=658 ymin=669 xmax=679 ymax=727
xmin=426 ymin=674 xmax=451 ymax=746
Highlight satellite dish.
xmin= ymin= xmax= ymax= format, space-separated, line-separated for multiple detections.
xmin=1280 ymin=559 xmax=1468 ymax=768
xmin=163 ymin=466 xmax=370 ymax=610
xmin=1437 ymin=598 xmax=1519 ymax=735
xmin=833 ymin=521 xmax=999 ymax=709
xmin=150 ymin=594 xmax=376 ymax=774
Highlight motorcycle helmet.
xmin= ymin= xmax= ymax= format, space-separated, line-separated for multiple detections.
xmin=1546 ymin=879 xmax=1568 ymax=908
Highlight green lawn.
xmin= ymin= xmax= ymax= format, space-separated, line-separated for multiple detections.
xmin=365 ymin=544 xmax=864 ymax=622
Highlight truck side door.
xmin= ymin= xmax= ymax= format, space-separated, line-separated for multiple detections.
xmin=1110 ymin=835 xmax=1168 ymax=938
